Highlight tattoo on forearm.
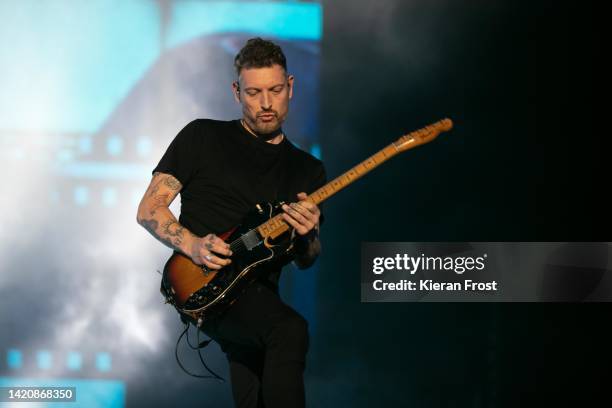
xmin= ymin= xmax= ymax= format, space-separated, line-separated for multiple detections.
xmin=141 ymin=218 xmax=171 ymax=248
xmin=141 ymin=218 xmax=178 ymax=249
xmin=141 ymin=219 xmax=159 ymax=236
xmin=161 ymin=220 xmax=185 ymax=247
xmin=140 ymin=214 xmax=194 ymax=252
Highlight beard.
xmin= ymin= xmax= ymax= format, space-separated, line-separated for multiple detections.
xmin=244 ymin=109 xmax=287 ymax=135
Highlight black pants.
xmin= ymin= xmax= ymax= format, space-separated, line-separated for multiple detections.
xmin=199 ymin=280 xmax=309 ymax=408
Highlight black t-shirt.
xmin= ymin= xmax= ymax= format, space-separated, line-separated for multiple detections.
xmin=152 ymin=119 xmax=326 ymax=283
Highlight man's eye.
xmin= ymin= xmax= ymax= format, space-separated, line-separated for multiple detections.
xmin=272 ymin=88 xmax=283 ymax=94
xmin=247 ymin=91 xmax=258 ymax=96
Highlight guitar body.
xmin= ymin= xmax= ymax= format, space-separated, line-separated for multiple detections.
xmin=161 ymin=202 xmax=292 ymax=324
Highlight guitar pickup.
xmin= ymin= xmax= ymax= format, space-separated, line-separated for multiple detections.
xmin=242 ymin=229 xmax=261 ymax=251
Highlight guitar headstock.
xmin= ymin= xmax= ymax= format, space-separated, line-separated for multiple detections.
xmin=394 ymin=118 xmax=453 ymax=152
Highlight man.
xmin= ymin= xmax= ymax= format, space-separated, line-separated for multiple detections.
xmin=137 ymin=37 xmax=326 ymax=408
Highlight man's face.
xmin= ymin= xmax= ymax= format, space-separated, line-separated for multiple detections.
xmin=233 ymin=64 xmax=294 ymax=134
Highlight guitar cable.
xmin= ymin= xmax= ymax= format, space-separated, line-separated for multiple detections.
xmin=157 ymin=268 xmax=226 ymax=382
xmin=174 ymin=320 xmax=226 ymax=382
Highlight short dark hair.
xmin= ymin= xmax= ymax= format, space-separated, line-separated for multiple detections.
xmin=234 ymin=37 xmax=287 ymax=77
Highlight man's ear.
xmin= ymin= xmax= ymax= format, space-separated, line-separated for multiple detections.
xmin=287 ymin=75 xmax=294 ymax=99
xmin=232 ymin=81 xmax=241 ymax=103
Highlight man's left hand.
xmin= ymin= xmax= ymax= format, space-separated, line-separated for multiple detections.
xmin=281 ymin=192 xmax=320 ymax=236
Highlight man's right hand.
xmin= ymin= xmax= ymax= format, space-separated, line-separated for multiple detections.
xmin=190 ymin=233 xmax=233 ymax=270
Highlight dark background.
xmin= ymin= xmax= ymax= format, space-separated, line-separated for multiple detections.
xmin=311 ymin=0 xmax=601 ymax=406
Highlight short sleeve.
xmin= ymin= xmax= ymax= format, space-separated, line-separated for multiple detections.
xmin=152 ymin=120 xmax=200 ymax=187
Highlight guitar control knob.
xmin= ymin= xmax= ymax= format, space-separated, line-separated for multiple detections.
xmin=201 ymin=266 xmax=211 ymax=277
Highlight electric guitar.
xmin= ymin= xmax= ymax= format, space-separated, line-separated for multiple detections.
xmin=161 ymin=118 xmax=454 ymax=326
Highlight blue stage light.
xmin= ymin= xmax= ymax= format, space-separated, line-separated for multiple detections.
xmin=66 ymin=351 xmax=82 ymax=371
xmin=106 ymin=135 xmax=123 ymax=156
xmin=95 ymin=352 xmax=111 ymax=372
xmin=37 ymin=350 xmax=53 ymax=370
xmin=309 ymin=143 xmax=321 ymax=159
xmin=79 ymin=135 xmax=93 ymax=154
xmin=73 ymin=186 xmax=89 ymax=206
xmin=7 ymin=349 xmax=22 ymax=369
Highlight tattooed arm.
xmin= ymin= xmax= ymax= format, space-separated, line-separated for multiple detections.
xmin=136 ymin=172 xmax=231 ymax=269
xmin=136 ymin=172 xmax=189 ymax=251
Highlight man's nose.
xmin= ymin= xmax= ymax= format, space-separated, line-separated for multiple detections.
xmin=260 ymin=92 xmax=272 ymax=109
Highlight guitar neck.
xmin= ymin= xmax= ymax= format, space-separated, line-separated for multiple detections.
xmin=257 ymin=118 xmax=453 ymax=239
